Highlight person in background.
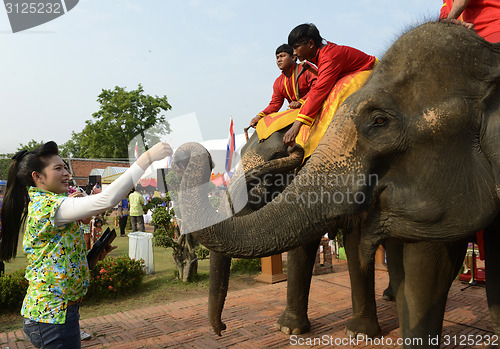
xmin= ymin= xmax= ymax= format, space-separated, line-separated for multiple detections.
xmin=129 ymin=188 xmax=145 ymax=232
xmin=91 ymin=183 xmax=101 ymax=195
xmin=91 ymin=217 xmax=103 ymax=246
xmin=0 ymin=141 xmax=171 ymax=348
xmin=143 ymin=191 xmax=151 ymax=204
xmin=117 ymin=197 xmax=129 ymax=237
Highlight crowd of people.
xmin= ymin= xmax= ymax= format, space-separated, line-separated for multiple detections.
xmin=0 ymin=3 xmax=499 ymax=346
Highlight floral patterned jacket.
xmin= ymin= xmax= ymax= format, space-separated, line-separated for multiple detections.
xmin=21 ymin=187 xmax=89 ymax=324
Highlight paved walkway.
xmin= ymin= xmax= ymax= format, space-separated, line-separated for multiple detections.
xmin=1 ymin=260 xmax=496 ymax=348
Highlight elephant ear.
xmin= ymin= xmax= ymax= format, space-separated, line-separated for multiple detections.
xmin=481 ymin=82 xmax=500 ymax=200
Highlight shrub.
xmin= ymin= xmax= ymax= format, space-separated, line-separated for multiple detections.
xmin=230 ymin=258 xmax=261 ymax=274
xmin=0 ymin=256 xmax=145 ymax=311
xmin=0 ymin=269 xmax=28 ymax=312
xmin=86 ymin=256 xmax=145 ymax=299
xmin=144 ymin=196 xmax=166 ymax=213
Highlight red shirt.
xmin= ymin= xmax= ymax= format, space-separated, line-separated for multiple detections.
xmin=297 ymin=42 xmax=376 ymax=126
xmin=440 ymin=0 xmax=500 ymax=41
xmin=259 ymin=63 xmax=317 ymax=117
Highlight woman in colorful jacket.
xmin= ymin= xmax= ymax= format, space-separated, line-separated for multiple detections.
xmin=0 ymin=141 xmax=171 ymax=348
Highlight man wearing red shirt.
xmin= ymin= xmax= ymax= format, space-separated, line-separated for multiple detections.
xmin=250 ymin=44 xmax=317 ymax=128
xmin=284 ymin=23 xmax=377 ymax=146
xmin=440 ymin=0 xmax=500 ymax=43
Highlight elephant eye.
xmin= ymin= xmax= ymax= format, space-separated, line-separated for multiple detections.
xmin=372 ymin=112 xmax=388 ymax=127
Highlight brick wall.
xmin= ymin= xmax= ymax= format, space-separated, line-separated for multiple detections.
xmin=66 ymin=158 xmax=129 ymax=186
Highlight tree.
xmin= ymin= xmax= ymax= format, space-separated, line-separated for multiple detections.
xmin=0 ymin=140 xmax=44 ymax=179
xmin=63 ymin=84 xmax=171 ymax=159
xmin=149 ymin=172 xmax=211 ymax=282
xmin=151 ymin=205 xmax=201 ymax=282
xmin=59 ymin=136 xmax=82 ymax=159
xmin=0 ymin=156 xmax=12 ymax=180
xmin=16 ymin=139 xmax=45 ymax=152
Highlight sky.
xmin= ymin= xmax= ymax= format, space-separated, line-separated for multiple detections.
xmin=0 ymin=0 xmax=440 ymax=155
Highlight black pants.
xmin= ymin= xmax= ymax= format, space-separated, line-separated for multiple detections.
xmin=119 ymin=216 xmax=128 ymax=236
xmin=130 ymin=215 xmax=145 ymax=232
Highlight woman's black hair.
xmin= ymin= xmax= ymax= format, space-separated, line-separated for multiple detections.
xmin=0 ymin=141 xmax=59 ymax=261
xmin=275 ymin=44 xmax=294 ymax=57
xmin=288 ymin=23 xmax=323 ymax=48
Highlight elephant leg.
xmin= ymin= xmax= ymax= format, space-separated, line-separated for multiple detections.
xmin=385 ymin=239 xmax=406 ymax=332
xmin=381 ymin=240 xmax=395 ymax=301
xmin=382 ymin=283 xmax=395 ymax=301
xmin=276 ymin=238 xmax=321 ymax=335
xmin=484 ymin=215 xmax=500 ymax=336
xmin=344 ymin=225 xmax=381 ymax=338
xmin=208 ymin=252 xmax=232 ymax=336
xmin=395 ymin=240 xmax=467 ymax=349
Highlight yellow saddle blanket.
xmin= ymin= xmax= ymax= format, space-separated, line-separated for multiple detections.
xmin=255 ymin=69 xmax=373 ymax=159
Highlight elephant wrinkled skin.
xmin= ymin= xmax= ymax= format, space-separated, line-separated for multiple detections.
xmin=175 ymin=22 xmax=500 ymax=348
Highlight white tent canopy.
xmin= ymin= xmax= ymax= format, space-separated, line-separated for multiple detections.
xmin=89 ymin=168 xmax=105 ymax=176
xmin=141 ymin=133 xmax=247 ymax=180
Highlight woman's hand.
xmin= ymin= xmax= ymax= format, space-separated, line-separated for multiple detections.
xmin=98 ymin=244 xmax=118 ymax=261
xmin=136 ymin=142 xmax=173 ymax=170
xmin=80 ymin=217 xmax=92 ymax=224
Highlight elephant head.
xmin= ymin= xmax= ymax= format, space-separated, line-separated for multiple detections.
xmin=175 ymin=21 xmax=500 ymax=264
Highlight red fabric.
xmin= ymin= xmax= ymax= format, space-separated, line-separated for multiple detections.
xmin=139 ymin=178 xmax=157 ymax=187
xmin=440 ymin=0 xmax=500 ymax=42
xmin=260 ymin=63 xmax=317 ymax=116
xmin=483 ymin=31 xmax=500 ymax=43
xmin=296 ymin=42 xmax=376 ymax=125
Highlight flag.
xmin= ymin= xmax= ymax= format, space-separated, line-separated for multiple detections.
xmin=134 ymin=142 xmax=139 ymax=161
xmin=225 ymin=116 xmax=235 ymax=176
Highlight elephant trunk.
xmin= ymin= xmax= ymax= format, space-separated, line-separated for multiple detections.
xmin=175 ymin=112 xmax=372 ymax=258
xmin=208 ymin=252 xmax=231 ymax=336
xmin=244 ymin=145 xmax=304 ymax=181
xmin=175 ymin=142 xmax=320 ymax=257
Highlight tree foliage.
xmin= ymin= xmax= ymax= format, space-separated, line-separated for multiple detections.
xmin=63 ymin=84 xmax=171 ymax=159
xmin=0 ymin=139 xmax=45 ymax=179
xmin=16 ymin=139 xmax=45 ymax=152
xmin=0 ymin=156 xmax=12 ymax=180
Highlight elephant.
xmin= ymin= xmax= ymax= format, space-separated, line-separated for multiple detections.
xmin=174 ymin=21 xmax=500 ymax=348
xmin=206 ymin=125 xmax=336 ymax=336
xmin=206 ymin=120 xmax=385 ymax=337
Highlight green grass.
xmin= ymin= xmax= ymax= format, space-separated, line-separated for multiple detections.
xmin=1 ymin=224 xmax=261 ymax=333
